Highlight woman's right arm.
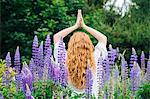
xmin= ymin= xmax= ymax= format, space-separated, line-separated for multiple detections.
xmin=80 ymin=11 xmax=107 ymax=45
xmin=83 ymin=25 xmax=107 ymax=45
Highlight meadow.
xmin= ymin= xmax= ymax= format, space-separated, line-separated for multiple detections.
xmin=0 ymin=34 xmax=149 ymax=99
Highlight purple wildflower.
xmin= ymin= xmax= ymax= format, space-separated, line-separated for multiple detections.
xmin=0 ymin=93 xmax=4 ymax=99
xmin=3 ymin=52 xmax=11 ymax=85
xmin=105 ymin=58 xmax=111 ymax=82
xmin=43 ymin=55 xmax=50 ymax=81
xmin=121 ymin=56 xmax=128 ymax=81
xmin=21 ymin=62 xmax=33 ymax=93
xmin=14 ymin=46 xmax=21 ymax=74
xmin=44 ymin=34 xmax=52 ymax=57
xmin=37 ymin=42 xmax=44 ymax=80
xmin=85 ymin=63 xmax=93 ymax=98
xmin=97 ymin=57 xmax=104 ymax=90
xmin=29 ymin=58 xmax=35 ymax=80
xmin=32 ymin=35 xmax=39 ymax=66
xmin=129 ymin=48 xmax=138 ymax=68
xmin=140 ymin=51 xmax=145 ymax=72
xmin=107 ymin=49 xmax=117 ymax=68
xmin=57 ymin=38 xmax=66 ymax=64
xmin=59 ymin=62 xmax=68 ymax=87
xmin=14 ymin=46 xmax=22 ymax=90
xmin=130 ymin=62 xmax=141 ymax=96
xmin=53 ymin=65 xmax=60 ymax=83
xmin=25 ymin=84 xmax=34 ymax=99
xmin=6 ymin=52 xmax=11 ymax=68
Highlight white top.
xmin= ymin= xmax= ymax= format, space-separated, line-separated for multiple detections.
xmin=54 ymin=40 xmax=107 ymax=99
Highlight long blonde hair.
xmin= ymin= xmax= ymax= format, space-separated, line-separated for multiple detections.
xmin=66 ymin=32 xmax=95 ymax=90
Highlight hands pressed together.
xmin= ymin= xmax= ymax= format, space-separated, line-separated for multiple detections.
xmin=74 ymin=9 xmax=86 ymax=29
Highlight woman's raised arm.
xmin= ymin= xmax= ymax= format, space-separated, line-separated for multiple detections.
xmin=53 ymin=10 xmax=82 ymax=44
xmin=80 ymin=11 xmax=107 ymax=45
xmin=83 ymin=25 xmax=107 ymax=45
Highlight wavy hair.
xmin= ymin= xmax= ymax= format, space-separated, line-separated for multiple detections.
xmin=66 ymin=32 xmax=95 ymax=90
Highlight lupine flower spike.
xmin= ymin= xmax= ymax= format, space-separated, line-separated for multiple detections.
xmin=25 ymin=84 xmax=34 ymax=99
xmin=57 ymin=37 xmax=66 ymax=64
xmin=0 ymin=93 xmax=4 ymax=99
xmin=32 ymin=35 xmax=39 ymax=66
xmin=121 ymin=55 xmax=128 ymax=97
xmin=37 ymin=41 xmax=44 ymax=80
xmin=97 ymin=57 xmax=104 ymax=98
xmin=43 ymin=55 xmax=49 ymax=81
xmin=14 ymin=46 xmax=21 ymax=90
xmin=3 ymin=52 xmax=11 ymax=85
xmin=21 ymin=62 xmax=33 ymax=93
xmin=44 ymin=34 xmax=52 ymax=58
xmin=129 ymin=48 xmax=138 ymax=68
xmin=29 ymin=58 xmax=35 ymax=81
xmin=130 ymin=62 xmax=142 ymax=96
xmin=85 ymin=61 xmax=93 ymax=98
xmin=14 ymin=46 xmax=21 ymax=74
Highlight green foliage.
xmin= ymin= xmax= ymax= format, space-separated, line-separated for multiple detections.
xmin=0 ymin=60 xmax=6 ymax=78
xmin=0 ymin=60 xmax=6 ymax=88
xmin=136 ymin=82 xmax=150 ymax=99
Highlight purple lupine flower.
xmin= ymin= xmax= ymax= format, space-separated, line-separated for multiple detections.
xmin=46 ymin=48 xmax=54 ymax=80
xmin=48 ymin=61 xmax=54 ymax=81
xmin=57 ymin=38 xmax=66 ymax=64
xmin=129 ymin=48 xmax=138 ymax=68
xmin=107 ymin=49 xmax=117 ymax=69
xmin=42 ymin=55 xmax=50 ymax=81
xmin=44 ymin=34 xmax=52 ymax=57
xmin=21 ymin=62 xmax=33 ymax=93
xmin=121 ymin=56 xmax=128 ymax=81
xmin=25 ymin=84 xmax=34 ymax=99
xmin=97 ymin=57 xmax=104 ymax=91
xmin=37 ymin=42 xmax=44 ymax=80
xmin=14 ymin=46 xmax=21 ymax=74
xmin=59 ymin=62 xmax=68 ymax=87
xmin=29 ymin=58 xmax=35 ymax=80
xmin=53 ymin=65 xmax=60 ymax=84
xmin=104 ymin=58 xmax=111 ymax=82
xmin=57 ymin=38 xmax=67 ymax=86
xmin=3 ymin=52 xmax=11 ymax=85
xmin=140 ymin=51 xmax=145 ymax=72
xmin=14 ymin=46 xmax=21 ymax=90
xmin=6 ymin=52 xmax=11 ymax=68
xmin=0 ymin=93 xmax=4 ymax=99
xmin=107 ymin=50 xmax=113 ymax=67
xmin=32 ymin=35 xmax=39 ymax=66
xmin=130 ymin=62 xmax=141 ymax=96
xmin=85 ymin=63 xmax=93 ymax=98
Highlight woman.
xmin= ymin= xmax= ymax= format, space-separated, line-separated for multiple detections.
xmin=53 ymin=10 xmax=107 ymax=98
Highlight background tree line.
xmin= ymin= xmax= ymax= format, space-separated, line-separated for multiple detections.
xmin=1 ymin=0 xmax=150 ymax=61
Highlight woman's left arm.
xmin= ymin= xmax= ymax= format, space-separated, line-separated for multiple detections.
xmin=53 ymin=10 xmax=82 ymax=44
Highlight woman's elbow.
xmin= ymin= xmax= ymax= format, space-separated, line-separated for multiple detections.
xmin=98 ymin=36 xmax=107 ymax=45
